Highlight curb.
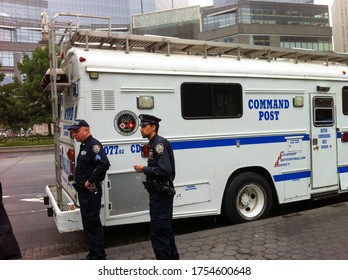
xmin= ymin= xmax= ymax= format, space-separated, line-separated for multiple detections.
xmin=0 ymin=145 xmax=54 ymax=153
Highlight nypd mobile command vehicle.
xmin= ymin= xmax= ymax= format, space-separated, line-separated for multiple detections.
xmin=42 ymin=13 xmax=348 ymax=232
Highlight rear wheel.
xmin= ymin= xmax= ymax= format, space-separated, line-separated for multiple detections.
xmin=222 ymin=172 xmax=273 ymax=223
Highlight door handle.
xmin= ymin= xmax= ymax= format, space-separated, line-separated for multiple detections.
xmin=313 ymin=138 xmax=318 ymax=150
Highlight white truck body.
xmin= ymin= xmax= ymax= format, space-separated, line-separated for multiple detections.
xmin=43 ymin=13 xmax=348 ymax=232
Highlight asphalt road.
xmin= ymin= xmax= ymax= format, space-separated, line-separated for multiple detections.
xmin=2 ymin=147 xmax=348 ymax=259
xmin=0 ymin=148 xmax=222 ymax=258
xmin=0 ymin=149 xmax=86 ymax=255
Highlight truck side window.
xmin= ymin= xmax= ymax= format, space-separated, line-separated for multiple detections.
xmin=342 ymin=86 xmax=348 ymax=115
xmin=314 ymin=97 xmax=334 ymax=127
xmin=181 ymin=82 xmax=243 ymax=119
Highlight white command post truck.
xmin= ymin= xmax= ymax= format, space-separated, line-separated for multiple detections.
xmin=42 ymin=13 xmax=348 ymax=233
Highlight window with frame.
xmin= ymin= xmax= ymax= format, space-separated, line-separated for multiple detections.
xmin=342 ymin=87 xmax=348 ymax=115
xmin=181 ymin=82 xmax=243 ymax=119
xmin=314 ymin=97 xmax=334 ymax=127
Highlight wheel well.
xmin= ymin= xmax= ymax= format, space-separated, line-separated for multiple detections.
xmin=224 ymin=166 xmax=278 ymax=205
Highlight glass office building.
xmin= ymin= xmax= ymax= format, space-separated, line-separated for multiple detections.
xmin=213 ymin=0 xmax=314 ymax=7
xmin=132 ymin=5 xmax=201 ymax=39
xmin=49 ymin=0 xmax=131 ymax=24
xmin=0 ymin=0 xmax=191 ymax=84
xmin=0 ymin=0 xmax=334 ymax=84
xmin=48 ymin=0 xmax=155 ymax=25
xmin=47 ymin=0 xmax=191 ymax=27
xmin=0 ymin=0 xmax=47 ymax=84
xmin=199 ymin=0 xmax=332 ymax=51
xmin=332 ymin=0 xmax=348 ymax=53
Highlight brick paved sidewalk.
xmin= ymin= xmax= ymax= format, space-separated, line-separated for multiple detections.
xmin=47 ymin=200 xmax=348 ymax=260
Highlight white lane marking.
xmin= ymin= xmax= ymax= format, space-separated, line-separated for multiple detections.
xmin=9 ymin=209 xmax=47 ymax=215
xmin=20 ymin=198 xmax=44 ymax=203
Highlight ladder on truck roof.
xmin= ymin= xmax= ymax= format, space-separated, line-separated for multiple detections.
xmin=69 ymin=30 xmax=348 ymax=65
xmin=46 ymin=13 xmax=348 ymax=66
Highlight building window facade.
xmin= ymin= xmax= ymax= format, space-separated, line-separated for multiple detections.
xmin=280 ymin=36 xmax=332 ymax=51
xmin=206 ymin=2 xmax=330 ymax=28
xmin=200 ymin=1 xmax=331 ymax=51
xmin=0 ymin=51 xmax=15 ymax=67
xmin=251 ymin=35 xmax=270 ymax=46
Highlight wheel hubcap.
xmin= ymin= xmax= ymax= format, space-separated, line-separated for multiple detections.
xmin=237 ymin=184 xmax=265 ymax=219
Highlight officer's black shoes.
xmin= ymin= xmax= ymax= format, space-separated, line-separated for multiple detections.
xmin=84 ymin=253 xmax=106 ymax=260
xmin=84 ymin=253 xmax=92 ymax=260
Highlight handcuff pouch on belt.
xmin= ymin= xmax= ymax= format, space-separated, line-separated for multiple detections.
xmin=143 ymin=179 xmax=176 ymax=195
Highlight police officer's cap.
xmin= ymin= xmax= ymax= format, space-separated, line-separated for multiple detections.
xmin=139 ymin=114 xmax=161 ymax=126
xmin=68 ymin=119 xmax=90 ymax=130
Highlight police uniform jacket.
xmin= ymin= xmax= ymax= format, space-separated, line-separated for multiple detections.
xmin=143 ymin=134 xmax=175 ymax=181
xmin=75 ymin=135 xmax=110 ymax=184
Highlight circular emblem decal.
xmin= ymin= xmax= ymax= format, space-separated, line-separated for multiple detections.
xmin=114 ymin=110 xmax=138 ymax=136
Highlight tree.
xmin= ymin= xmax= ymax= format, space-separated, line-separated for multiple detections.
xmin=1 ymin=64 xmax=26 ymax=130
xmin=0 ymin=76 xmax=25 ymax=130
xmin=0 ymin=64 xmax=5 ymax=83
xmin=1 ymin=46 xmax=59 ymax=132
xmin=17 ymin=46 xmax=51 ymax=127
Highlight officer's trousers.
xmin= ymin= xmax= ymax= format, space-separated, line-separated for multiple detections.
xmin=78 ymin=188 xmax=106 ymax=260
xmin=149 ymin=191 xmax=179 ymax=260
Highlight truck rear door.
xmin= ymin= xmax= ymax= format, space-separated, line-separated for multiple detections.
xmin=310 ymin=94 xmax=338 ymax=189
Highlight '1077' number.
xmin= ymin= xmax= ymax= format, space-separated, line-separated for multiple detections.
xmin=104 ymin=145 xmax=124 ymax=155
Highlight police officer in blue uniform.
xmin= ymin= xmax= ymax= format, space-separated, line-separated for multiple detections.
xmin=68 ymin=119 xmax=110 ymax=260
xmin=134 ymin=114 xmax=179 ymax=260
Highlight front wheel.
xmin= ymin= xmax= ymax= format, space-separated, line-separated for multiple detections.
xmin=222 ymin=172 xmax=273 ymax=224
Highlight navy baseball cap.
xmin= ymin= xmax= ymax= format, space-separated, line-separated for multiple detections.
xmin=139 ymin=114 xmax=161 ymax=126
xmin=68 ymin=119 xmax=89 ymax=130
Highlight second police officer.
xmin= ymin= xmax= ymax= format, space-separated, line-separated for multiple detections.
xmin=134 ymin=114 xmax=180 ymax=260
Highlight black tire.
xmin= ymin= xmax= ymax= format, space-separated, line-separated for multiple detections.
xmin=222 ymin=172 xmax=273 ymax=224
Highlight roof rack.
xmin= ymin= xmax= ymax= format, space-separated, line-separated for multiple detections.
xmin=47 ymin=13 xmax=348 ymax=66
xmin=69 ymin=30 xmax=348 ymax=65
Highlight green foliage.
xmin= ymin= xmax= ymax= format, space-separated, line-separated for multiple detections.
xmin=0 ymin=135 xmax=53 ymax=147
xmin=0 ymin=46 xmax=53 ymax=131
xmin=0 ymin=76 xmax=26 ymax=130
xmin=18 ymin=46 xmax=52 ymax=126
xmin=0 ymin=64 xmax=5 ymax=83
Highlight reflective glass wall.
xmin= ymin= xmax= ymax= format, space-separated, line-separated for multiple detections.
xmin=0 ymin=0 xmax=190 ymax=84
xmin=0 ymin=0 xmax=47 ymax=83
xmin=204 ymin=1 xmax=329 ymax=30
xmin=202 ymin=0 xmax=332 ymax=51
